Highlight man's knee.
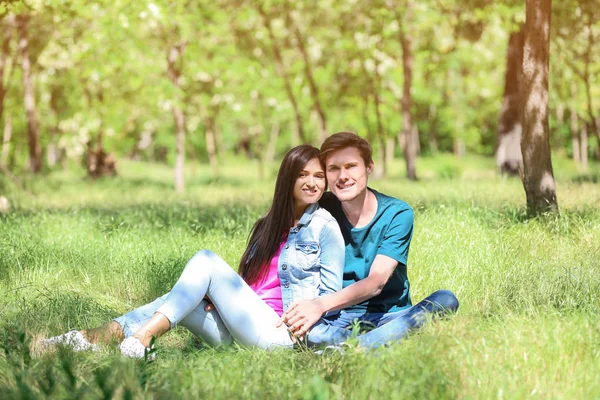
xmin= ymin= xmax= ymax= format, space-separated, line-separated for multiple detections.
xmin=307 ymin=320 xmax=351 ymax=347
xmin=429 ymin=289 xmax=459 ymax=313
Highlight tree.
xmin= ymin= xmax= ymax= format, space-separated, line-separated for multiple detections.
xmin=17 ymin=14 xmax=42 ymax=173
xmin=166 ymin=41 xmax=186 ymax=192
xmin=396 ymin=2 xmax=418 ymax=180
xmin=496 ymin=26 xmax=524 ymax=175
xmin=255 ymin=3 xmax=308 ymax=144
xmin=520 ymin=0 xmax=558 ymax=214
xmin=286 ymin=5 xmax=328 ymax=144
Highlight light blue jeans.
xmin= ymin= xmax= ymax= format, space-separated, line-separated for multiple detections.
xmin=308 ymin=290 xmax=459 ymax=349
xmin=114 ymin=250 xmax=294 ymax=349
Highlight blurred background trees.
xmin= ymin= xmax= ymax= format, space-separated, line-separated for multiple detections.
xmin=0 ymin=0 xmax=598 ymax=204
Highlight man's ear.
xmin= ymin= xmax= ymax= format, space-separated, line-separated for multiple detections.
xmin=367 ymin=162 xmax=374 ymax=175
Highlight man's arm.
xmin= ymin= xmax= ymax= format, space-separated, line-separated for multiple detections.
xmin=278 ymin=254 xmax=399 ymax=336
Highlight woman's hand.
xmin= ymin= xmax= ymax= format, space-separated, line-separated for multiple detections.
xmin=276 ymin=298 xmax=325 ymax=337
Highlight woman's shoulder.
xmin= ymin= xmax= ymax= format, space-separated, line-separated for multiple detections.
xmin=311 ymin=207 xmax=343 ymax=238
xmin=312 ymin=205 xmax=337 ymax=224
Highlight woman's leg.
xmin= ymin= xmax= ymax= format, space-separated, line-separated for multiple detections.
xmin=178 ymin=300 xmax=233 ymax=347
xmin=112 ymin=293 xmax=233 ymax=347
xmin=81 ymin=321 xmax=125 ymax=345
xmin=132 ymin=250 xmax=293 ymax=349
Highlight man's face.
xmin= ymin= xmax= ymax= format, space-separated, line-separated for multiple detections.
xmin=325 ymin=147 xmax=372 ymax=202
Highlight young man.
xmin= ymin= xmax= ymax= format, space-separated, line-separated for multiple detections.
xmin=278 ymin=131 xmax=459 ymax=349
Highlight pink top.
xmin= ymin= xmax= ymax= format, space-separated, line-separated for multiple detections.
xmin=250 ymin=241 xmax=285 ymax=316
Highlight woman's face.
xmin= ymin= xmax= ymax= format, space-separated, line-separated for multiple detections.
xmin=293 ymin=158 xmax=326 ymax=210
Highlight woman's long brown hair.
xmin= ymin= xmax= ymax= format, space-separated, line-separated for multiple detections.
xmin=238 ymin=145 xmax=322 ymax=286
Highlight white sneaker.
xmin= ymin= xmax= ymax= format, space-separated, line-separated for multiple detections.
xmin=314 ymin=344 xmax=347 ymax=356
xmin=44 ymin=330 xmax=100 ymax=352
xmin=119 ymin=336 xmax=156 ymax=360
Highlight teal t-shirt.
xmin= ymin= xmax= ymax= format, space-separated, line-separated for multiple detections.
xmin=319 ymin=189 xmax=414 ymax=312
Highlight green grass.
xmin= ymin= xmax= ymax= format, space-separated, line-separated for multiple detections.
xmin=1 ymin=155 xmax=599 ymax=399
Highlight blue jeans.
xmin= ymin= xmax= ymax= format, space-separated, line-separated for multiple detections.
xmin=114 ymin=250 xmax=294 ymax=349
xmin=308 ymin=290 xmax=459 ymax=349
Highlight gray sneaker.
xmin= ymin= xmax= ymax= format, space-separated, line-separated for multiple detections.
xmin=44 ymin=330 xmax=100 ymax=352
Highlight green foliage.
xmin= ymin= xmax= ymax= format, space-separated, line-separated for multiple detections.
xmin=1 ymin=0 xmax=598 ymax=176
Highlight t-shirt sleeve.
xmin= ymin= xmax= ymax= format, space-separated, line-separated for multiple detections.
xmin=377 ymin=207 xmax=414 ymax=266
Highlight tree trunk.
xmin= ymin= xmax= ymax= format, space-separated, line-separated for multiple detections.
xmin=357 ymin=50 xmax=385 ymax=178
xmin=290 ymin=18 xmax=327 ymax=144
xmin=453 ymin=137 xmax=466 ymax=157
xmin=264 ymin=122 xmax=279 ymax=167
xmin=428 ymin=104 xmax=439 ymax=153
xmin=17 ymin=15 xmax=42 ymax=173
xmin=595 ymin=116 xmax=600 ymax=160
xmin=555 ymin=102 xmax=565 ymax=147
xmin=582 ymin=77 xmax=598 ymax=158
xmin=205 ymin=114 xmax=219 ymax=177
xmin=0 ymin=17 xmax=14 ymax=126
xmin=497 ymin=27 xmax=525 ymax=175
xmin=581 ymin=122 xmax=588 ymax=170
xmin=372 ymin=68 xmax=387 ymax=178
xmin=173 ymin=105 xmax=185 ymax=191
xmin=570 ymin=108 xmax=581 ymax=164
xmin=167 ymin=43 xmax=186 ymax=192
xmin=386 ymin=138 xmax=395 ymax=165
xmin=47 ymin=132 xmax=58 ymax=167
xmin=361 ymin=91 xmax=374 ymax=144
xmin=520 ymin=0 xmax=558 ymax=214
xmin=1 ymin=114 xmax=11 ymax=169
xmin=398 ymin=9 xmax=417 ymax=180
xmin=258 ymin=5 xmax=308 ymax=144
xmin=290 ymin=124 xmax=300 ymax=147
xmin=582 ymin=15 xmax=600 ymax=160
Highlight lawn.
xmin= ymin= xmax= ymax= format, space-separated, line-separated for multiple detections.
xmin=1 ymin=155 xmax=599 ymax=399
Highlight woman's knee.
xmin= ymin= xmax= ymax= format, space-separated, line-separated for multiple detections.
xmin=191 ymin=249 xmax=216 ymax=262
xmin=186 ymin=249 xmax=232 ymax=279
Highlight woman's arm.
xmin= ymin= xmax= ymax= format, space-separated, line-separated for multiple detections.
xmin=317 ymin=219 xmax=345 ymax=298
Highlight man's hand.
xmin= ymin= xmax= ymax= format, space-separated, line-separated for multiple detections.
xmin=276 ymin=298 xmax=325 ymax=338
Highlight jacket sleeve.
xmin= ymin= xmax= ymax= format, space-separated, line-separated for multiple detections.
xmin=318 ymin=218 xmax=345 ymax=306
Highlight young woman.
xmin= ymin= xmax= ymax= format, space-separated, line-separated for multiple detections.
xmin=45 ymin=145 xmax=345 ymax=357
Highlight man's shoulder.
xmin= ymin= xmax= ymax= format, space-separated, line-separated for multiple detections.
xmin=318 ymin=192 xmax=340 ymax=213
xmin=372 ymin=189 xmax=413 ymax=214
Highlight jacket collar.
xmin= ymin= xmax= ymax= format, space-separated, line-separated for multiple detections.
xmin=296 ymin=202 xmax=320 ymax=229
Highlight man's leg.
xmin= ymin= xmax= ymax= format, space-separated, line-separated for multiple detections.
xmin=307 ymin=310 xmax=365 ymax=346
xmin=357 ymin=289 xmax=459 ymax=350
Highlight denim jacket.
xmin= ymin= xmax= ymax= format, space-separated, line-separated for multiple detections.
xmin=277 ymin=202 xmax=344 ymax=315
